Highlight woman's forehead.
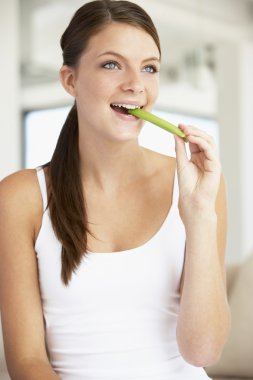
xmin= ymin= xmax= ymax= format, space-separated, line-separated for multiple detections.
xmin=83 ymin=22 xmax=160 ymax=60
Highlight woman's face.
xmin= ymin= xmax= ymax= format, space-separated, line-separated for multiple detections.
xmin=64 ymin=22 xmax=160 ymax=142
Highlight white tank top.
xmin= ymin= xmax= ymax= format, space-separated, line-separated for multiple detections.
xmin=35 ymin=167 xmax=211 ymax=380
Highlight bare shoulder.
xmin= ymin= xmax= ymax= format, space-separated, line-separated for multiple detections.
xmin=215 ymin=173 xmax=227 ymax=227
xmin=141 ymin=147 xmax=176 ymax=177
xmin=0 ymin=169 xmax=43 ymax=239
xmin=216 ymin=173 xmax=227 ymax=208
xmin=140 ymin=148 xmax=177 ymax=210
xmin=0 ymin=168 xmax=41 ymax=199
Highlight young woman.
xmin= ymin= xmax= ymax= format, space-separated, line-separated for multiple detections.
xmin=0 ymin=1 xmax=230 ymax=379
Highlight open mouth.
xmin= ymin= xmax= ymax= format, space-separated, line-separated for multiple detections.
xmin=110 ymin=103 xmax=143 ymax=115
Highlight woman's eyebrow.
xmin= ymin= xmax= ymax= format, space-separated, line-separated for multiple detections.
xmin=97 ymin=51 xmax=160 ymax=63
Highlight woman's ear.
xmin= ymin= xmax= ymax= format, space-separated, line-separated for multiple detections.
xmin=59 ymin=65 xmax=77 ymax=97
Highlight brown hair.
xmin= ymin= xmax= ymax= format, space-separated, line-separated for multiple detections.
xmin=45 ymin=0 xmax=161 ymax=285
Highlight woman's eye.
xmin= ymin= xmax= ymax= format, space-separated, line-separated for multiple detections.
xmin=143 ymin=65 xmax=158 ymax=73
xmin=103 ymin=61 xmax=119 ymax=70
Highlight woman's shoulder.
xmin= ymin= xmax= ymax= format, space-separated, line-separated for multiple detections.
xmin=142 ymin=147 xmax=176 ymax=175
xmin=1 ymin=168 xmax=40 ymax=198
xmin=0 ymin=168 xmax=43 ymax=225
xmin=140 ymin=148 xmax=177 ymax=205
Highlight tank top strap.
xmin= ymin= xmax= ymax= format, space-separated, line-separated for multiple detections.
xmin=36 ymin=166 xmax=48 ymax=212
xmin=171 ymin=167 xmax=179 ymax=206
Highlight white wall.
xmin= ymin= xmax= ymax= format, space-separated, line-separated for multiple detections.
xmin=217 ymin=41 xmax=253 ymax=262
xmin=0 ymin=0 xmax=20 ymax=179
xmin=240 ymin=44 xmax=253 ymax=260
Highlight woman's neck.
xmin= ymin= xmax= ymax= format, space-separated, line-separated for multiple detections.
xmin=79 ymin=137 xmax=147 ymax=195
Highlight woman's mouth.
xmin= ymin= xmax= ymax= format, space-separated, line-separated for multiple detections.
xmin=110 ymin=103 xmax=143 ymax=116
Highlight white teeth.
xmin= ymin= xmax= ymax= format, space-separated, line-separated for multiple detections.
xmin=111 ymin=103 xmax=141 ymax=109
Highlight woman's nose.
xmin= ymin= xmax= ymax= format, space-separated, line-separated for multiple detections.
xmin=120 ymin=71 xmax=144 ymax=93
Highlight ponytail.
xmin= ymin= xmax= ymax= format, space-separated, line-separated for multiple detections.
xmin=45 ymin=104 xmax=90 ymax=285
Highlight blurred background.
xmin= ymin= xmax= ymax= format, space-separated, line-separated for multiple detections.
xmin=1 ymin=0 xmax=253 ymax=267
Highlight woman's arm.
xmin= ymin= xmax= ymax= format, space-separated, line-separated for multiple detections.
xmin=174 ymin=125 xmax=231 ymax=368
xmin=0 ymin=171 xmax=60 ymax=380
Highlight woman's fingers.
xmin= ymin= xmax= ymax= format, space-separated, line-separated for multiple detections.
xmin=187 ymin=135 xmax=217 ymax=161
xmin=174 ymin=124 xmax=222 ymax=209
xmin=175 ymin=123 xmax=221 ymax=176
xmin=179 ymin=124 xmax=216 ymax=148
xmin=179 ymin=124 xmax=219 ymax=160
xmin=174 ymin=134 xmax=189 ymax=174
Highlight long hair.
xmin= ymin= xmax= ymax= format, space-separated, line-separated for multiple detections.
xmin=45 ymin=0 xmax=161 ymax=285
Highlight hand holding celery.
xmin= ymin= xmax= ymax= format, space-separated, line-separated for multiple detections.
xmin=128 ymin=108 xmax=187 ymax=141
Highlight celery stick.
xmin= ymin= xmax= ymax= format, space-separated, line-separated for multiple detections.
xmin=128 ymin=108 xmax=187 ymax=141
